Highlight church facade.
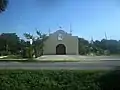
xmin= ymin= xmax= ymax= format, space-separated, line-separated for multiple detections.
xmin=43 ymin=29 xmax=79 ymax=55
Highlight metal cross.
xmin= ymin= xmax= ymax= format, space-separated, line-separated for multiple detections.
xmin=59 ymin=26 xmax=62 ymax=30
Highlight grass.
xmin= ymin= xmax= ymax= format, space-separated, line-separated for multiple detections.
xmin=0 ymin=55 xmax=82 ymax=62
xmin=1 ymin=55 xmax=24 ymax=59
xmin=0 ymin=59 xmax=81 ymax=62
xmin=0 ymin=54 xmax=120 ymax=62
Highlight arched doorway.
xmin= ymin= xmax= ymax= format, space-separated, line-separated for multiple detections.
xmin=56 ymin=44 xmax=66 ymax=55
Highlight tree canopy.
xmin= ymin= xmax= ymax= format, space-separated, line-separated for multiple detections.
xmin=0 ymin=33 xmax=20 ymax=55
xmin=23 ymin=30 xmax=48 ymax=58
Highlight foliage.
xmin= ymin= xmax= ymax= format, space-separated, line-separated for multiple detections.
xmin=0 ymin=32 xmax=120 ymax=57
xmin=78 ymin=38 xmax=120 ymax=55
xmin=24 ymin=30 xmax=48 ymax=58
xmin=0 ymin=0 xmax=8 ymax=13
xmin=0 ymin=70 xmax=119 ymax=90
xmin=23 ymin=33 xmax=34 ymax=39
xmin=23 ymin=33 xmax=34 ymax=58
xmin=97 ymin=70 xmax=120 ymax=90
xmin=34 ymin=31 xmax=48 ymax=57
xmin=0 ymin=70 xmax=104 ymax=90
xmin=0 ymin=31 xmax=48 ymax=58
xmin=93 ymin=39 xmax=120 ymax=55
xmin=78 ymin=38 xmax=90 ymax=55
xmin=0 ymin=33 xmax=20 ymax=55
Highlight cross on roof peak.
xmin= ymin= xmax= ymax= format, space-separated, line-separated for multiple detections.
xmin=59 ymin=26 xmax=62 ymax=29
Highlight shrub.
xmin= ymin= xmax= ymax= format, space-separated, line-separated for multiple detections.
xmin=0 ymin=70 xmax=119 ymax=90
xmin=0 ymin=51 xmax=11 ymax=56
xmin=22 ymin=47 xmax=34 ymax=58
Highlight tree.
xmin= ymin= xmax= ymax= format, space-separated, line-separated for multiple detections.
xmin=18 ymin=39 xmax=30 ymax=57
xmin=23 ymin=33 xmax=34 ymax=58
xmin=24 ymin=30 xmax=48 ymax=58
xmin=0 ymin=33 xmax=20 ymax=55
xmin=23 ymin=33 xmax=34 ymax=40
xmin=78 ymin=38 xmax=90 ymax=55
xmin=0 ymin=0 xmax=8 ymax=13
xmin=92 ymin=39 xmax=120 ymax=55
xmin=33 ymin=30 xmax=48 ymax=57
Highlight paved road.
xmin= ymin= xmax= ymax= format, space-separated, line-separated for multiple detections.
xmin=0 ymin=60 xmax=120 ymax=70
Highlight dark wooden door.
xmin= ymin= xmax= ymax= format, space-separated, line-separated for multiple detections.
xmin=56 ymin=44 xmax=66 ymax=55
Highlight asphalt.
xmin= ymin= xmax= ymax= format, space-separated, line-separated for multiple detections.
xmin=0 ymin=60 xmax=120 ymax=70
xmin=0 ymin=55 xmax=120 ymax=70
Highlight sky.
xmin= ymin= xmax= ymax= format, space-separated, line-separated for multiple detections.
xmin=0 ymin=0 xmax=120 ymax=41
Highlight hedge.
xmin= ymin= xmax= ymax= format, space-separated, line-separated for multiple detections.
xmin=0 ymin=70 xmax=119 ymax=90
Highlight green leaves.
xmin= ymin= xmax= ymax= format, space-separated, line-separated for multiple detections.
xmin=78 ymin=38 xmax=90 ymax=55
xmin=2 ymin=70 xmax=120 ymax=90
xmin=36 ymin=30 xmax=42 ymax=38
xmin=24 ymin=33 xmax=33 ymax=40
xmin=0 ymin=33 xmax=20 ymax=55
xmin=0 ymin=70 xmax=103 ymax=90
xmin=23 ymin=30 xmax=48 ymax=58
xmin=79 ymin=37 xmax=120 ymax=55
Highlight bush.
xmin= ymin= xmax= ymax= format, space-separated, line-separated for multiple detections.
xmin=104 ymin=50 xmax=110 ymax=56
xmin=0 ymin=70 xmax=115 ymax=90
xmin=0 ymin=51 xmax=11 ymax=56
xmin=22 ymin=47 xmax=29 ymax=58
xmin=22 ymin=47 xmax=34 ymax=58
xmin=0 ymin=70 xmax=120 ymax=90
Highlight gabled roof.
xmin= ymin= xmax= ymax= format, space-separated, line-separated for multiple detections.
xmin=55 ymin=30 xmax=67 ymax=33
xmin=53 ymin=30 xmax=68 ymax=35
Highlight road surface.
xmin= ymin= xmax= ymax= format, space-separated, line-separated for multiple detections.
xmin=0 ymin=60 xmax=120 ymax=70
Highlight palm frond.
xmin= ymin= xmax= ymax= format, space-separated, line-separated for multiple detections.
xmin=23 ymin=33 xmax=33 ymax=39
xmin=36 ymin=30 xmax=42 ymax=38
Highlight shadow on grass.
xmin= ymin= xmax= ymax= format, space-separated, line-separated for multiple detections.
xmin=97 ymin=66 xmax=120 ymax=90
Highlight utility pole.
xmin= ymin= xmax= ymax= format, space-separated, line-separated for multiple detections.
xmin=70 ymin=24 xmax=72 ymax=35
xmin=104 ymin=32 xmax=108 ymax=55
xmin=90 ymin=37 xmax=94 ymax=54
xmin=48 ymin=28 xmax=51 ymax=35
xmin=90 ymin=37 xmax=94 ymax=44
xmin=29 ymin=38 xmax=33 ymax=58
xmin=105 ymin=32 xmax=107 ymax=40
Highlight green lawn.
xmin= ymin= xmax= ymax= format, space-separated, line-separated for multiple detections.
xmin=1 ymin=55 xmax=24 ymax=59
xmin=0 ymin=59 xmax=81 ymax=62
